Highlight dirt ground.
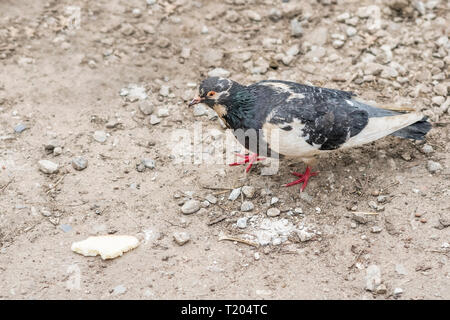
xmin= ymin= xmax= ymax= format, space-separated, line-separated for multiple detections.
xmin=0 ymin=0 xmax=449 ymax=300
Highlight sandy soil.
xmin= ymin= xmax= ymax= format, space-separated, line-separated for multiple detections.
xmin=0 ymin=0 xmax=449 ymax=299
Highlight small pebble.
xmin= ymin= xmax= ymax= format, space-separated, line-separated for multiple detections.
xmin=242 ymin=186 xmax=256 ymax=198
xmin=173 ymin=232 xmax=190 ymax=246
xmin=181 ymin=200 xmax=201 ymax=214
xmin=149 ymin=115 xmax=161 ymax=125
xmin=236 ymin=217 xmax=248 ymax=229
xmin=241 ymin=201 xmax=254 ymax=212
xmin=427 ymin=160 xmax=442 ymax=173
xmin=38 ymin=160 xmax=59 ymax=174
xmin=93 ymin=131 xmax=107 ymax=143
xmin=228 ymin=188 xmax=241 ymax=201
xmin=112 ymin=285 xmax=127 ymax=295
xmin=14 ymin=123 xmax=27 ymax=133
xmin=70 ymin=157 xmax=87 ymax=171
xmin=267 ymin=208 xmax=281 ymax=217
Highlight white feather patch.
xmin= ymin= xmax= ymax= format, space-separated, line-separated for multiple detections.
xmin=343 ymin=113 xmax=424 ymax=148
xmin=262 ymin=120 xmax=321 ymax=158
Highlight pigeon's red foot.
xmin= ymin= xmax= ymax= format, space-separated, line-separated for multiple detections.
xmin=283 ymin=166 xmax=319 ymax=192
xmin=229 ymin=152 xmax=265 ymax=173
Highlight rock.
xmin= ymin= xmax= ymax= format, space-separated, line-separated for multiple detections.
xmin=336 ymin=12 xmax=351 ymax=22
xmin=267 ymin=208 xmax=280 ymax=217
xmin=241 ymin=186 xmax=256 ymax=198
xmin=38 ymin=160 xmax=59 ymax=174
xmin=205 ymin=194 xmax=217 ymax=204
xmin=427 ymin=160 xmax=442 ymax=173
xmin=365 ymin=265 xmax=381 ymax=291
xmin=433 ymin=83 xmax=448 ymax=96
xmin=246 ymin=10 xmax=261 ymax=22
xmin=432 ymin=96 xmax=445 ymax=105
xmin=173 ymin=232 xmax=190 ymax=245
xmin=208 ymin=68 xmax=230 ymax=78
xmin=376 ymin=284 xmax=387 ymax=294
xmin=228 ymin=188 xmax=241 ymax=201
xmin=53 ymin=147 xmax=63 ymax=156
xmin=225 ymin=10 xmax=239 ymax=23
xmin=142 ymin=158 xmax=155 ymax=169
xmin=352 ymin=212 xmax=371 ymax=224
xmin=268 ymin=8 xmax=282 ymax=21
xmin=181 ymin=200 xmax=201 ymax=214
xmin=138 ymin=101 xmax=154 ymax=115
xmin=41 ymin=208 xmax=52 ymax=217
xmin=270 ymin=197 xmax=279 ymax=205
xmin=72 ymin=156 xmax=88 ymax=171
xmin=296 ymin=228 xmax=314 ymax=242
xmin=393 ymin=288 xmax=403 ymax=296
xmin=381 ymin=66 xmax=399 ymax=79
xmin=371 ymin=226 xmax=383 ymax=233
xmin=346 ymin=26 xmax=357 ymax=37
xmin=180 ymin=47 xmax=191 ymax=58
xmin=14 ymin=123 xmax=27 ymax=133
xmin=93 ymin=131 xmax=107 ymax=143
xmin=157 ymin=108 xmax=169 ymax=117
xmin=149 ymin=115 xmax=161 ymax=125
xmin=112 ymin=285 xmax=127 ymax=295
xmin=294 ymin=207 xmax=303 ymax=214
xmin=236 ymin=217 xmax=248 ymax=229
xmin=159 ymin=85 xmax=170 ymax=97
xmin=307 ymin=27 xmax=328 ymax=46
xmin=290 ymin=18 xmax=303 ymax=37
xmin=377 ymin=195 xmax=388 ymax=203
xmin=286 ymin=44 xmax=300 ymax=56
xmin=241 ymin=201 xmax=254 ymax=212
xmin=422 ymin=144 xmax=434 ymax=154
xmin=332 ymin=39 xmax=345 ymax=49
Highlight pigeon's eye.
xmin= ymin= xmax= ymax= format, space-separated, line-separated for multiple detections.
xmin=207 ymin=91 xmax=216 ymax=97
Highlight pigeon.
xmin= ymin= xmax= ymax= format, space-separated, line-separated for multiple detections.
xmin=189 ymin=77 xmax=432 ymax=191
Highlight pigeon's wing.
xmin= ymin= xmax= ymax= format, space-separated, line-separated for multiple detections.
xmin=255 ymin=79 xmax=355 ymax=100
xmin=264 ymin=96 xmax=369 ymax=152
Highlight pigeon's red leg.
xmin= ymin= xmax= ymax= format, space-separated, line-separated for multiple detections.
xmin=229 ymin=152 xmax=265 ymax=173
xmin=283 ymin=166 xmax=319 ymax=192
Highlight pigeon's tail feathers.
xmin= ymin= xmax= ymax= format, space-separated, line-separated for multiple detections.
xmin=343 ymin=112 xmax=425 ymax=148
xmin=390 ymin=116 xmax=431 ymax=140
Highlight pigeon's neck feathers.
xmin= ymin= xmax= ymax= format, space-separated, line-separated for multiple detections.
xmin=226 ymin=86 xmax=255 ymax=128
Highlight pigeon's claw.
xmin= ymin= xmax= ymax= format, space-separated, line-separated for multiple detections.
xmin=283 ymin=166 xmax=319 ymax=192
xmin=229 ymin=152 xmax=265 ymax=173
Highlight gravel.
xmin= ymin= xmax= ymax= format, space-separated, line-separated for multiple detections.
xmin=138 ymin=101 xmax=154 ymax=115
xmin=241 ymin=201 xmax=254 ymax=212
xmin=241 ymin=186 xmax=256 ymax=198
xmin=112 ymin=285 xmax=127 ymax=295
xmin=93 ymin=131 xmax=107 ymax=143
xmin=208 ymin=68 xmax=230 ymax=78
xmin=181 ymin=200 xmax=201 ymax=214
xmin=38 ymin=160 xmax=59 ymax=174
xmin=228 ymin=188 xmax=241 ymax=201
xmin=267 ymin=208 xmax=280 ymax=217
xmin=427 ymin=160 xmax=442 ymax=173
xmin=173 ymin=232 xmax=190 ymax=245
xmin=14 ymin=123 xmax=27 ymax=133
xmin=72 ymin=156 xmax=88 ymax=171
xmin=365 ymin=265 xmax=382 ymax=291
xmin=236 ymin=217 xmax=248 ymax=229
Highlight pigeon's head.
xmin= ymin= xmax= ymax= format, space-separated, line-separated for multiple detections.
xmin=188 ymin=77 xmax=237 ymax=109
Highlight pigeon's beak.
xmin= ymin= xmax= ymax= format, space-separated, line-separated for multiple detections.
xmin=188 ymin=96 xmax=204 ymax=107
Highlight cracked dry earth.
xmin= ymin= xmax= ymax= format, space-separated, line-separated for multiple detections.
xmin=0 ymin=0 xmax=449 ymax=299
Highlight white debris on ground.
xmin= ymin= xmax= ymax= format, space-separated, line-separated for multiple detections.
xmin=119 ymin=84 xmax=148 ymax=102
xmin=237 ymin=216 xmax=319 ymax=246
xmin=71 ymin=235 xmax=140 ymax=260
